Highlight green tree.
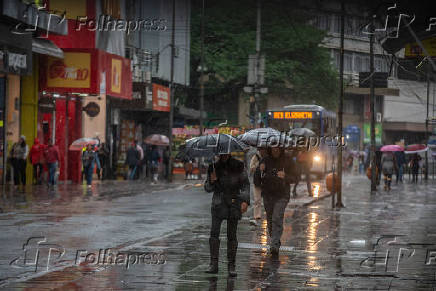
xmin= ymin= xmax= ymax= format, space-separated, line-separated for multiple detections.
xmin=189 ymin=0 xmax=338 ymax=121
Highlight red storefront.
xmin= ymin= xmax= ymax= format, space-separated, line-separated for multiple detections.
xmin=38 ymin=49 xmax=131 ymax=182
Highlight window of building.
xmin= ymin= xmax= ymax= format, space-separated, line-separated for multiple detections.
xmin=102 ymin=0 xmax=121 ymax=19
xmin=344 ymin=99 xmax=355 ymax=114
xmin=344 ymin=52 xmax=353 ymax=72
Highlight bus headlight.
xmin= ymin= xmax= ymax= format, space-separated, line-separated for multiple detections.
xmin=313 ymin=155 xmax=321 ymax=162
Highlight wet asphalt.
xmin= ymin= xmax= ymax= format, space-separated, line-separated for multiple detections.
xmin=0 ymin=175 xmax=436 ymax=290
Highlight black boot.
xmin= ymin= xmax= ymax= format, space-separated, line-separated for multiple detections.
xmin=205 ymin=238 xmax=220 ymax=274
xmin=227 ymin=240 xmax=238 ymax=277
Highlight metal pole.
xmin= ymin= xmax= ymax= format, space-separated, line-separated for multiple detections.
xmin=168 ymin=0 xmax=176 ymax=182
xmin=2 ymin=74 xmax=8 ymax=189
xmin=254 ymin=0 xmax=261 ymax=127
xmin=335 ymin=0 xmax=344 ymax=208
xmin=199 ymin=0 xmax=205 ymax=137
xmin=425 ymin=64 xmax=430 ymax=181
xmin=65 ymin=94 xmax=69 ymax=183
xmin=369 ymin=17 xmax=377 ymax=193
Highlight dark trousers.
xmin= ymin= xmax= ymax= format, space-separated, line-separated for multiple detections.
xmin=263 ymin=196 xmax=289 ymax=249
xmin=13 ymin=159 xmax=26 ymax=186
xmin=48 ymin=162 xmax=57 ymax=185
xmin=33 ymin=163 xmax=43 ymax=184
xmin=210 ymin=215 xmax=238 ymax=241
xmin=84 ymin=165 xmax=93 ymax=185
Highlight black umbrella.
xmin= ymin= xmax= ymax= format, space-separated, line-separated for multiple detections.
xmin=193 ymin=134 xmax=248 ymax=154
xmin=237 ymin=127 xmax=282 ymax=147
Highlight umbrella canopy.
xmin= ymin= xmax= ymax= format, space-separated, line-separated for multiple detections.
xmin=289 ymin=128 xmax=316 ymax=137
xmin=182 ymin=134 xmax=247 ymax=158
xmin=144 ymin=134 xmax=169 ymax=146
xmin=69 ymin=138 xmax=99 ymax=150
xmin=237 ymin=127 xmax=283 ymax=147
xmin=380 ymin=145 xmax=404 ymax=152
xmin=405 ymin=144 xmax=428 ymax=154
xmin=175 ymin=144 xmax=215 ymax=160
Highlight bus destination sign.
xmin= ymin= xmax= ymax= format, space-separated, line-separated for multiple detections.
xmin=272 ymin=111 xmax=313 ymax=119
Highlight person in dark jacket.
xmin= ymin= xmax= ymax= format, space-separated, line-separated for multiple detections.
xmin=82 ymin=144 xmax=100 ymax=187
xmin=125 ymin=142 xmax=140 ymax=180
xmin=394 ymin=151 xmax=406 ymax=183
xmin=204 ymin=154 xmax=250 ymax=277
xmin=254 ymin=147 xmax=295 ymax=257
xmin=410 ymin=153 xmax=421 ymax=183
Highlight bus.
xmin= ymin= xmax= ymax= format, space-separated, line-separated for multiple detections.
xmin=265 ymin=104 xmax=337 ymax=178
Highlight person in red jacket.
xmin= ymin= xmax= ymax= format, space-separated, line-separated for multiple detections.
xmin=44 ymin=140 xmax=60 ymax=186
xmin=29 ymin=138 xmax=45 ymax=185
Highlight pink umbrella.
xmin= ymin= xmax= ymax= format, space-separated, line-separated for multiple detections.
xmin=380 ymin=145 xmax=404 ymax=152
xmin=405 ymin=144 xmax=427 ymax=154
xmin=144 ymin=134 xmax=169 ymax=146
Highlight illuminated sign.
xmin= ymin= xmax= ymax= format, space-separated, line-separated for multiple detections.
xmin=47 ymin=52 xmax=91 ymax=88
xmin=272 ymin=111 xmax=313 ymax=119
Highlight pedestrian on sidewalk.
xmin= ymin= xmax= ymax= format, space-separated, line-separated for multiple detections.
xmin=163 ymin=146 xmax=170 ymax=179
xmin=394 ymin=150 xmax=406 ymax=183
xmin=10 ymin=135 xmax=29 ymax=190
xmin=204 ymin=154 xmax=250 ymax=277
xmin=381 ymin=152 xmax=396 ymax=191
xmin=249 ymin=147 xmax=267 ymax=225
xmin=294 ymin=150 xmax=313 ymax=196
xmin=125 ymin=142 xmax=140 ymax=180
xmin=29 ymin=138 xmax=45 ymax=185
xmin=151 ymin=145 xmax=160 ymax=183
xmin=44 ymin=140 xmax=60 ymax=186
xmin=97 ymin=143 xmax=109 ymax=180
xmin=82 ymin=144 xmax=100 ymax=187
xmin=254 ymin=147 xmax=294 ymax=257
xmin=136 ymin=141 xmax=144 ymax=179
xmin=409 ymin=153 xmax=421 ymax=183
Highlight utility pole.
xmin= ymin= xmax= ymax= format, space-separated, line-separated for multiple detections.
xmin=199 ymin=0 xmax=205 ymax=137
xmin=335 ymin=0 xmax=345 ymax=208
xmin=425 ymin=63 xmax=430 ymax=181
xmin=254 ymin=0 xmax=261 ymax=127
xmin=369 ymin=16 xmax=377 ymax=193
xmin=168 ymin=0 xmax=176 ymax=182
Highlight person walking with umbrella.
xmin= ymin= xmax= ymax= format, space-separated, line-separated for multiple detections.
xmin=249 ymin=147 xmax=267 ymax=225
xmin=381 ymin=152 xmax=396 ymax=191
xmin=204 ymin=153 xmax=250 ymax=276
xmin=394 ymin=150 xmax=406 ymax=183
xmin=254 ymin=147 xmax=295 ymax=258
xmin=82 ymin=144 xmax=100 ymax=187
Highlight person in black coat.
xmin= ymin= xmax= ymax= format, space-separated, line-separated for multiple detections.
xmin=204 ymin=154 xmax=250 ymax=277
xmin=254 ymin=147 xmax=295 ymax=257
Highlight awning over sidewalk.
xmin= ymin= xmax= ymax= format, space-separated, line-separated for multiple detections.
xmin=32 ymin=38 xmax=64 ymax=59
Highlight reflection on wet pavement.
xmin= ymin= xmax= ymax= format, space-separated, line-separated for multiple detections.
xmin=1 ymin=177 xmax=436 ymax=290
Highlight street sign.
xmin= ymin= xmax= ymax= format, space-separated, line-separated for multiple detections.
xmin=247 ymin=54 xmax=265 ymax=85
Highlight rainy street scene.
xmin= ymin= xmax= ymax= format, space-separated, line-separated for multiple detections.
xmin=1 ymin=0 xmax=436 ymax=290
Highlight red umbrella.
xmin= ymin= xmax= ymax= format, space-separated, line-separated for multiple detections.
xmin=144 ymin=134 xmax=169 ymax=146
xmin=405 ymin=144 xmax=428 ymax=154
xmin=380 ymin=145 xmax=404 ymax=152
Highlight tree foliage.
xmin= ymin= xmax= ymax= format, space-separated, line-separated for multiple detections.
xmin=190 ymin=0 xmax=338 ymax=114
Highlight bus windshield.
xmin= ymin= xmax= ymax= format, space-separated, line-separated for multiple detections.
xmin=268 ymin=116 xmax=321 ymax=135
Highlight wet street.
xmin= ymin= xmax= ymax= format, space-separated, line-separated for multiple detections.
xmin=1 ymin=176 xmax=436 ymax=290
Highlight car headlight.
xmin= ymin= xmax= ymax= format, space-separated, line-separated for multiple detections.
xmin=313 ymin=155 xmax=321 ymax=162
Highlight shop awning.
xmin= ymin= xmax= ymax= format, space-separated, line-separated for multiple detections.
xmin=32 ymin=38 xmax=64 ymax=59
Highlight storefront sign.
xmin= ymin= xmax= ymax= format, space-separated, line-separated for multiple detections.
xmin=152 ymin=84 xmax=170 ymax=112
xmin=363 ymin=123 xmax=382 ymax=144
xmin=83 ymin=102 xmax=100 ymax=117
xmin=8 ymin=52 xmax=27 ymax=71
xmin=46 ymin=52 xmax=91 ymax=88
xmin=405 ymin=37 xmax=436 ymax=58
xmin=111 ymin=59 xmax=122 ymax=93
xmin=106 ymin=53 xmax=132 ymax=99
